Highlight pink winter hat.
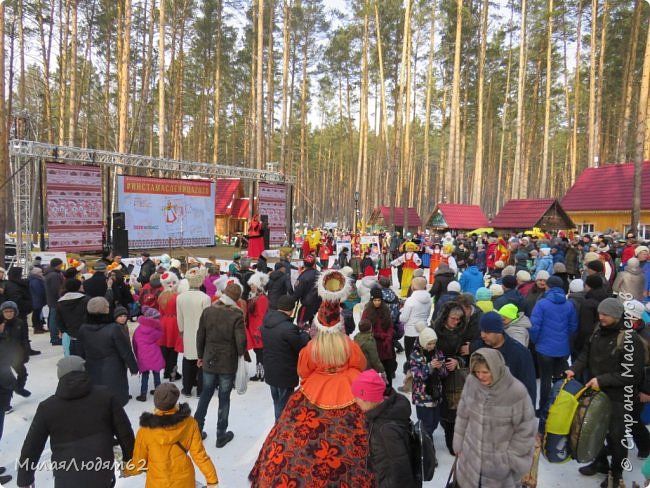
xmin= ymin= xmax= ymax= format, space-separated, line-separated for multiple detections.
xmin=351 ymin=370 xmax=386 ymax=403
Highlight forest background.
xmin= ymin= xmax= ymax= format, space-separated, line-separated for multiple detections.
xmin=0 ymin=0 xmax=648 ymax=232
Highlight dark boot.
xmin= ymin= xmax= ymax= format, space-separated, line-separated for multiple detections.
xmin=216 ymin=431 xmax=234 ymax=448
xmin=443 ymin=421 xmax=455 ymax=456
xmin=250 ymin=363 xmax=261 ymax=381
xmin=579 ymin=459 xmax=610 ymax=476
xmin=600 ymin=473 xmax=622 ymax=488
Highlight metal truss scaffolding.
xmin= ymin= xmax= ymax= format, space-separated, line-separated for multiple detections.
xmin=8 ymin=139 xmax=295 ymax=269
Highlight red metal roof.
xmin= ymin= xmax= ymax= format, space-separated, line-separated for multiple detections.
xmin=375 ymin=206 xmax=421 ymax=227
xmin=215 ymin=179 xmax=241 ymax=215
xmin=433 ymin=203 xmax=489 ymax=229
xmin=561 ymin=162 xmax=650 ymax=211
xmin=491 ymin=198 xmax=558 ymax=229
xmin=230 ymin=198 xmax=249 ymax=219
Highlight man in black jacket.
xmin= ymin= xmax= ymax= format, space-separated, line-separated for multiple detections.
xmin=234 ymin=258 xmax=255 ymax=301
xmin=194 ymin=283 xmax=247 ymax=447
xmin=83 ymin=262 xmax=109 ymax=298
xmin=17 ymin=356 xmax=135 ymax=488
xmin=4 ymin=267 xmax=39 ymax=356
xmin=56 ymin=279 xmax=90 ymax=356
xmin=267 ymin=263 xmax=293 ymax=310
xmin=44 ymin=258 xmax=64 ymax=345
xmin=573 ymin=274 xmax=611 ymax=362
xmin=262 ymin=296 xmax=309 ymax=420
xmin=0 ymin=308 xmax=17 ymax=485
xmin=137 ymin=252 xmax=156 ymax=285
xmin=1 ymin=301 xmax=31 ymax=398
xmin=567 ymin=298 xmax=646 ymax=487
xmin=292 ymin=255 xmax=320 ymax=328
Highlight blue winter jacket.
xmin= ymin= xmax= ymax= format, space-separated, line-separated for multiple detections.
xmin=459 ymin=266 xmax=484 ymax=296
xmin=28 ymin=275 xmax=47 ymax=310
xmin=534 ymin=255 xmax=554 ymax=278
xmin=530 ymin=287 xmax=577 ymax=357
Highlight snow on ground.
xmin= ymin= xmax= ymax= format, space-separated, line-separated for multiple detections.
xmin=1 ymin=327 xmax=648 ymax=487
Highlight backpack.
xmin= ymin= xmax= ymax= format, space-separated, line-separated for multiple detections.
xmin=542 ymin=378 xmax=586 ymax=463
xmin=410 ymin=419 xmax=436 ymax=482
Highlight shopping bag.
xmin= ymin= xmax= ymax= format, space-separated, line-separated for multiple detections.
xmin=235 ymin=355 xmax=248 ymax=395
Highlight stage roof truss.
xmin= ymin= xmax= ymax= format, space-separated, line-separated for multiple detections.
xmin=8 ymin=139 xmax=294 ymax=271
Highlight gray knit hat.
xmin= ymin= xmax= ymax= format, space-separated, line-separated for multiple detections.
xmin=87 ymin=297 xmax=110 ymax=315
xmin=57 ymin=356 xmax=86 ymax=379
xmin=598 ymin=297 xmax=624 ymax=319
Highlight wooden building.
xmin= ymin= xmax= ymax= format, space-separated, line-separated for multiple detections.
xmin=561 ymin=162 xmax=650 ymax=239
xmin=490 ymin=198 xmax=575 ymax=232
xmin=426 ymin=203 xmax=490 ymax=231
xmin=368 ymin=206 xmax=421 ymax=234
xmin=214 ymin=179 xmax=247 ymax=238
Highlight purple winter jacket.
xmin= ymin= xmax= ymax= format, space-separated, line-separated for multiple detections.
xmin=132 ymin=316 xmax=165 ymax=373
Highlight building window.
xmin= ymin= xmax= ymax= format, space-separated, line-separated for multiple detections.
xmin=579 ymin=223 xmax=595 ymax=235
xmin=625 ymin=224 xmax=650 ymax=240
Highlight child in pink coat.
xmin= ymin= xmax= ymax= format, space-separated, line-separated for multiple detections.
xmin=132 ymin=306 xmax=165 ymax=401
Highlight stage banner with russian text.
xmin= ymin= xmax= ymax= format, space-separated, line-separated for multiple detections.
xmin=117 ymin=176 xmax=216 ymax=249
xmin=258 ymin=183 xmax=287 ymax=246
xmin=46 ymin=163 xmax=103 ymax=252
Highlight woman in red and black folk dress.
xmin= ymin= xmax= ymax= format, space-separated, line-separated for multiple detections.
xmin=249 ymin=270 xmax=374 ymax=488
xmin=247 ymin=214 xmax=265 ymax=259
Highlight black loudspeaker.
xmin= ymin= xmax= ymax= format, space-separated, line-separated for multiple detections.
xmin=113 ymin=212 xmax=126 ymax=231
xmin=113 ymin=229 xmax=129 ymax=257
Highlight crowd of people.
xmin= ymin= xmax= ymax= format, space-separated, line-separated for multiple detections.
xmin=0 ymin=226 xmax=648 ymax=486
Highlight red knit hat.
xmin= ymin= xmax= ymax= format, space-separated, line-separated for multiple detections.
xmin=351 ymin=370 xmax=386 ymax=403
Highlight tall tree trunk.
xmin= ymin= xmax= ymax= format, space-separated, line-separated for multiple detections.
xmin=595 ymin=0 xmax=608 ymax=164
xmin=373 ymin=1 xmax=390 ymax=166
xmin=58 ymin=0 xmax=70 ymax=145
xmin=391 ymin=0 xmax=411 ymax=230
xmin=0 ymin=2 xmax=6 ymax=259
xmin=587 ymin=0 xmax=598 ymax=167
xmin=402 ymin=3 xmax=412 ymax=230
xmin=496 ymin=5 xmax=514 ymax=211
xmin=135 ymin=0 xmax=155 ymax=155
xmin=279 ymin=0 xmax=292 ymax=173
xmin=171 ymin=0 xmax=187 ymax=160
xmin=615 ymin=0 xmax=641 ymax=163
xmin=632 ymin=15 xmax=650 ymax=231
xmin=68 ymin=0 xmax=78 ymax=145
xmin=299 ymin=40 xmax=308 ymax=225
xmin=540 ymin=0 xmax=553 ymax=196
xmin=571 ymin=0 xmax=583 ymax=182
xmin=473 ymin=0 xmax=488 ymax=204
xmin=446 ymin=0 xmax=462 ymax=202
xmin=422 ymin=0 xmax=436 ymax=208
xmin=266 ymin=0 xmax=275 ymax=164
xmin=256 ymin=0 xmax=264 ymax=169
xmin=37 ymin=0 xmax=55 ymax=143
xmin=18 ymin=0 xmax=25 ymax=111
xmin=213 ymin=0 xmax=223 ymax=163
xmin=437 ymin=83 xmax=448 ymax=203
xmin=356 ymin=2 xmax=369 ymax=221
xmin=117 ymin=0 xmax=131 ymax=154
xmin=158 ymin=0 xmax=165 ymax=158
xmin=512 ymin=0 xmax=527 ymax=199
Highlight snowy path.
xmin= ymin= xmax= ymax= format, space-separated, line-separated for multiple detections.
xmin=1 ymin=328 xmax=648 ymax=487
